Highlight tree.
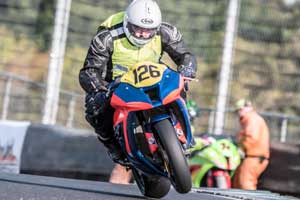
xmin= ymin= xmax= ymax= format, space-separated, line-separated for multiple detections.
xmin=35 ymin=1 xmax=55 ymax=52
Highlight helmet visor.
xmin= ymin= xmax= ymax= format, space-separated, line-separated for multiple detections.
xmin=127 ymin=22 xmax=157 ymax=40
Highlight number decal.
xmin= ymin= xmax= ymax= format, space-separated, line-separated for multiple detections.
xmin=133 ymin=64 xmax=161 ymax=84
xmin=138 ymin=65 xmax=149 ymax=83
xmin=220 ymin=142 xmax=230 ymax=150
xmin=149 ymin=65 xmax=160 ymax=77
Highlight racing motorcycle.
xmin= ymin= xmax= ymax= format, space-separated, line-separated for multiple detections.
xmin=107 ymin=61 xmax=193 ymax=198
xmin=189 ymin=133 xmax=241 ymax=188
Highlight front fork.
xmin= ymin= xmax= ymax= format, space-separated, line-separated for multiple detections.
xmin=143 ymin=120 xmax=187 ymax=155
xmin=143 ymin=112 xmax=189 ymax=156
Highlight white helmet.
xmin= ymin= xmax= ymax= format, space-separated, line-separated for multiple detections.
xmin=123 ymin=0 xmax=162 ymax=47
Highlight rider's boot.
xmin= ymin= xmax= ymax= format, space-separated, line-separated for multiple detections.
xmin=97 ymin=136 xmax=128 ymax=165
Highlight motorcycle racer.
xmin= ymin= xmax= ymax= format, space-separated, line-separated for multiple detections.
xmin=79 ymin=0 xmax=198 ymax=163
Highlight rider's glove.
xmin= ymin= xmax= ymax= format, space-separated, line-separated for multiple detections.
xmin=85 ymin=92 xmax=107 ymax=117
xmin=178 ymin=65 xmax=196 ymax=78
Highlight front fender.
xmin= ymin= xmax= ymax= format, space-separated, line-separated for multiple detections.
xmin=150 ymin=114 xmax=171 ymax=124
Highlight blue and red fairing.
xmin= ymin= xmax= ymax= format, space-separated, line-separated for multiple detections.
xmin=110 ymin=68 xmax=193 ymax=167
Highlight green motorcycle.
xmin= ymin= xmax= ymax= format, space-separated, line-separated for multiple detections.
xmin=189 ymin=133 xmax=241 ymax=188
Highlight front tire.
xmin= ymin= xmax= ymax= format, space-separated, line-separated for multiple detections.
xmin=154 ymin=119 xmax=192 ymax=193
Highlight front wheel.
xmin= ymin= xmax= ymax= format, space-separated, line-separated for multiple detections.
xmin=154 ymin=119 xmax=192 ymax=193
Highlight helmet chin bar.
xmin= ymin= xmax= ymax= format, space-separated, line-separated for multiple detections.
xmin=128 ymin=34 xmax=152 ymax=47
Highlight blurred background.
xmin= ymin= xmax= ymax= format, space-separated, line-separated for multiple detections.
xmin=0 ymin=0 xmax=300 ymax=142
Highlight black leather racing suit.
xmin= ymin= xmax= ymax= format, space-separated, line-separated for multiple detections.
xmin=79 ymin=22 xmax=198 ymax=143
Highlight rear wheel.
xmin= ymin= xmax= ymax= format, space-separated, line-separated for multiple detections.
xmin=203 ymin=170 xmax=231 ymax=188
xmin=154 ymin=119 xmax=192 ymax=193
xmin=215 ymin=175 xmax=230 ymax=188
xmin=131 ymin=168 xmax=171 ymax=198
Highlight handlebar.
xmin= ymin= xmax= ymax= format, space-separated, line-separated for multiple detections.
xmin=105 ymin=77 xmax=121 ymax=99
xmin=183 ymin=77 xmax=199 ymax=92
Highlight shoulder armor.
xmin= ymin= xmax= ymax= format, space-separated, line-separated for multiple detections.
xmin=160 ymin=22 xmax=182 ymax=43
xmin=92 ymin=29 xmax=113 ymax=53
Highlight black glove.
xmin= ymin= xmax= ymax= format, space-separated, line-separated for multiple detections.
xmin=178 ymin=65 xmax=196 ymax=78
xmin=85 ymin=92 xmax=107 ymax=118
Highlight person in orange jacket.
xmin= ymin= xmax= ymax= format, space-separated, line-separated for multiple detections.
xmin=232 ymin=99 xmax=270 ymax=190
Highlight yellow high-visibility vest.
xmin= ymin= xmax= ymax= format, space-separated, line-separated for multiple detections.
xmin=100 ymin=12 xmax=162 ymax=79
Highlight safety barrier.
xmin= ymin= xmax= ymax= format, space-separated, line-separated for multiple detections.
xmin=259 ymin=141 xmax=300 ymax=196
xmin=0 ymin=121 xmax=114 ymax=181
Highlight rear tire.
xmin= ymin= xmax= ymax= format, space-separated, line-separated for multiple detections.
xmin=203 ymin=170 xmax=231 ymax=188
xmin=215 ymin=175 xmax=229 ymax=188
xmin=132 ymin=168 xmax=171 ymax=198
xmin=154 ymin=119 xmax=192 ymax=193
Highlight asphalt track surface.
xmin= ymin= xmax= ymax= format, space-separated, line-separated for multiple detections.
xmin=0 ymin=173 xmax=297 ymax=200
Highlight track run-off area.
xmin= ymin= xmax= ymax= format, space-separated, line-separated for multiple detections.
xmin=0 ymin=173 xmax=297 ymax=200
